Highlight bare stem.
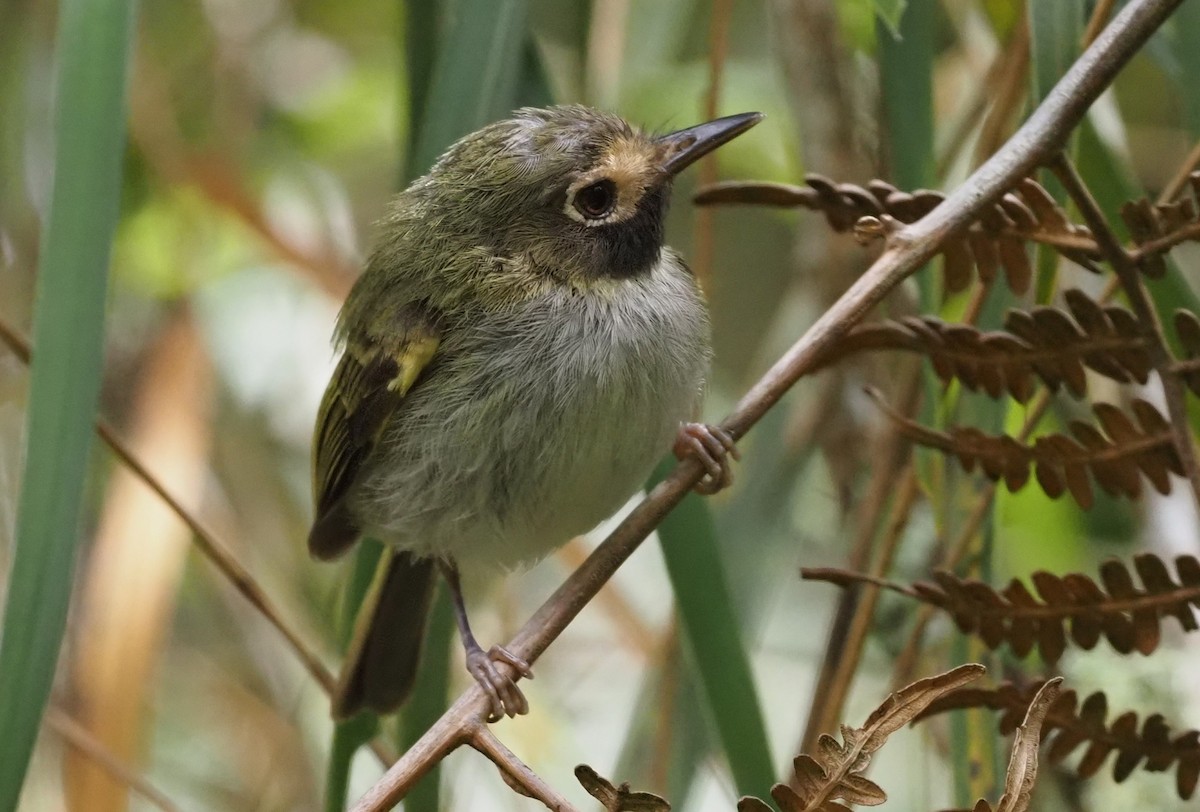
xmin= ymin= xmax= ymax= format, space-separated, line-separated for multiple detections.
xmin=469 ymin=727 xmax=579 ymax=811
xmin=350 ymin=1 xmax=1185 ymax=808
xmin=48 ymin=707 xmax=181 ymax=812
xmin=0 ymin=319 xmax=336 ymax=676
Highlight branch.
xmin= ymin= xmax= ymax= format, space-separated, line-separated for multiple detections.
xmin=469 ymin=726 xmax=578 ymax=811
xmin=47 ymin=706 xmax=181 ymax=812
xmin=0 ymin=318 xmax=337 ymax=697
xmin=349 ymin=1 xmax=1186 ymax=808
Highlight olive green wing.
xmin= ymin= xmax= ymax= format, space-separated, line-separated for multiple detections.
xmin=308 ymin=314 xmax=440 ymax=560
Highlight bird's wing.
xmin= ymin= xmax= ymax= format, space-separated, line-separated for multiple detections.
xmin=309 ymin=309 xmax=440 ymax=560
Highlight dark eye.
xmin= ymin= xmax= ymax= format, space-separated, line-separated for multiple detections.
xmin=573 ymin=179 xmax=617 ymax=220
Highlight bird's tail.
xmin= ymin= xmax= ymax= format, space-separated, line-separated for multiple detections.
xmin=332 ymin=548 xmax=436 ymax=720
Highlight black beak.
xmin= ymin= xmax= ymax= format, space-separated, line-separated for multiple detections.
xmin=656 ymin=112 xmax=764 ymax=176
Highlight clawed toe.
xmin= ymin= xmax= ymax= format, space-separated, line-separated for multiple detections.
xmin=673 ymin=422 xmax=740 ymax=494
xmin=466 ymin=646 xmax=532 ymax=720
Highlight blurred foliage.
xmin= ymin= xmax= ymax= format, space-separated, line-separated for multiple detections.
xmin=1 ymin=1 xmax=1200 ymax=811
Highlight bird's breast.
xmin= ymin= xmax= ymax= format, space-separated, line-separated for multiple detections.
xmin=355 ymin=252 xmax=711 ymax=567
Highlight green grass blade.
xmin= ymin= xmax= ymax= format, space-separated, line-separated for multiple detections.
xmin=396 ymin=589 xmax=454 ymax=812
xmin=877 ymin=0 xmax=936 ymax=314
xmin=402 ymin=0 xmax=441 ymax=177
xmin=324 ymin=539 xmax=384 ymax=812
xmin=651 ymin=460 xmax=775 ymax=799
xmin=0 ymin=0 xmax=136 ymax=805
xmin=1173 ymin=0 xmax=1200 ymax=137
xmin=324 ymin=712 xmax=379 ymax=812
xmin=1029 ymin=0 xmax=1083 ymax=302
xmin=877 ymin=0 xmax=934 ymax=194
xmin=410 ymin=0 xmax=530 ymax=174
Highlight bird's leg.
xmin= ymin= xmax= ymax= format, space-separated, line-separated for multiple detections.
xmin=673 ymin=422 xmax=741 ymax=494
xmin=438 ymin=560 xmax=533 ymax=720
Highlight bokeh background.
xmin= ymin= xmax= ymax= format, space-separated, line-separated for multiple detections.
xmin=2 ymin=0 xmax=1200 ymax=810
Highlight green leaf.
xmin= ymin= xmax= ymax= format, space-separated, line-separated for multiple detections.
xmin=872 ymin=0 xmax=908 ymax=39
xmin=0 ymin=0 xmax=136 ymax=805
xmin=650 ymin=459 xmax=775 ymax=800
xmin=1028 ymin=0 xmax=1083 ymax=107
xmin=324 ymin=538 xmax=384 ymax=812
xmin=408 ymin=0 xmax=530 ymax=177
xmin=1028 ymin=0 xmax=1082 ymax=302
xmin=1172 ymin=0 xmax=1200 ymax=137
xmin=877 ymin=0 xmax=933 ymax=309
xmin=396 ymin=588 xmax=455 ymax=812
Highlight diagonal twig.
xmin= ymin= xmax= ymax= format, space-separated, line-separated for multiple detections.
xmin=48 ymin=706 xmax=181 ymax=812
xmin=0 ymin=317 xmax=338 ymax=699
xmin=348 ymin=2 xmax=1186 ymax=809
xmin=468 ymin=725 xmax=578 ymax=811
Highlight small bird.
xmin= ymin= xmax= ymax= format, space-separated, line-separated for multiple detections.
xmin=309 ymin=105 xmax=761 ymax=720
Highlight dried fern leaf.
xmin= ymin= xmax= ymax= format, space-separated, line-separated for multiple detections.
xmin=868 ymin=391 xmax=1181 ymax=509
xmin=575 ymin=765 xmax=670 ymax=812
xmin=830 ymin=292 xmax=1148 ymax=401
xmin=917 ymin=679 xmax=1200 ymax=800
xmin=994 ymin=679 xmax=1061 ymax=812
xmin=936 ymin=681 xmax=1063 ymax=812
xmin=738 ymin=664 xmax=986 ymax=812
xmin=1173 ymin=309 xmax=1200 ymax=396
xmin=695 ymin=174 xmax=1097 ymax=295
xmin=1122 ymin=171 xmax=1200 ymax=275
xmin=803 ymin=553 xmax=1200 ymax=664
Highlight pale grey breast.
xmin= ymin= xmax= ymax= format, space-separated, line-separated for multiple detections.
xmin=353 ymin=251 xmax=710 ymax=567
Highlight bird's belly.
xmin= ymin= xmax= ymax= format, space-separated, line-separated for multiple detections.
xmin=353 ymin=260 xmax=709 ymax=567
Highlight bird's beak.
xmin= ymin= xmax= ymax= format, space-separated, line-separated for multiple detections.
xmin=656 ymin=112 xmax=765 ymax=177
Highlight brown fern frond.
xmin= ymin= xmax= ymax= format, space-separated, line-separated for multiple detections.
xmin=695 ymin=174 xmax=1099 ymax=295
xmin=737 ymin=664 xmax=986 ymax=812
xmin=936 ymin=681 xmax=1063 ymax=812
xmin=1172 ymin=309 xmax=1200 ymax=395
xmin=869 ymin=391 xmax=1181 ymax=508
xmin=917 ymin=680 xmax=1200 ymax=800
xmin=575 ymin=766 xmax=670 ymax=811
xmin=1122 ymin=171 xmax=1200 ymax=277
xmin=802 ymin=553 xmax=1200 ymax=663
xmin=834 ymin=290 xmax=1149 ymax=401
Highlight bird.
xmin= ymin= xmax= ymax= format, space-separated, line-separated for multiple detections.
xmin=308 ymin=104 xmax=762 ymax=721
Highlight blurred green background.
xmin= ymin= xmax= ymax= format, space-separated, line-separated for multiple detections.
xmin=2 ymin=0 xmax=1200 ymax=810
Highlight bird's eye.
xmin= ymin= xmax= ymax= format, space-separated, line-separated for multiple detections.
xmin=573 ymin=179 xmax=617 ymax=220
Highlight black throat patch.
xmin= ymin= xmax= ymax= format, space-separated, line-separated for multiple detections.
xmin=592 ymin=187 xmax=668 ymax=279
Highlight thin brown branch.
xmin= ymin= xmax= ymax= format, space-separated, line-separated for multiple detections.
xmin=0 ymin=318 xmax=337 ymax=698
xmin=975 ymin=12 xmax=1031 ymax=168
xmin=1083 ymin=0 xmax=1119 ymax=47
xmin=1157 ymin=139 xmax=1200 ymax=206
xmin=1049 ymin=154 xmax=1200 ymax=507
xmin=349 ymin=2 xmax=1185 ymax=809
xmin=469 ymin=727 xmax=578 ymax=811
xmin=0 ymin=310 xmax=396 ymax=770
xmin=1129 ymin=220 xmax=1200 ymax=263
xmin=555 ymin=538 xmax=658 ymax=658
xmin=47 ymin=706 xmax=181 ymax=812
xmin=799 ymin=370 xmax=922 ymax=755
xmin=691 ymin=0 xmax=733 ymax=294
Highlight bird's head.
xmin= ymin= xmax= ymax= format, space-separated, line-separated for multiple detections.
xmin=418 ymin=105 xmax=763 ymax=284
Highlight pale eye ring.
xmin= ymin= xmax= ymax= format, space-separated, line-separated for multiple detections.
xmin=572 ymin=179 xmax=617 ymax=220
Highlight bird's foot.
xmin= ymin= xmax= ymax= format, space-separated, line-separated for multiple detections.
xmin=673 ymin=422 xmax=740 ymax=494
xmin=466 ymin=643 xmax=533 ymax=721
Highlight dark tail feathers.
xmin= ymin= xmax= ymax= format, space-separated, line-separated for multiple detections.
xmin=332 ymin=549 xmax=435 ymax=720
